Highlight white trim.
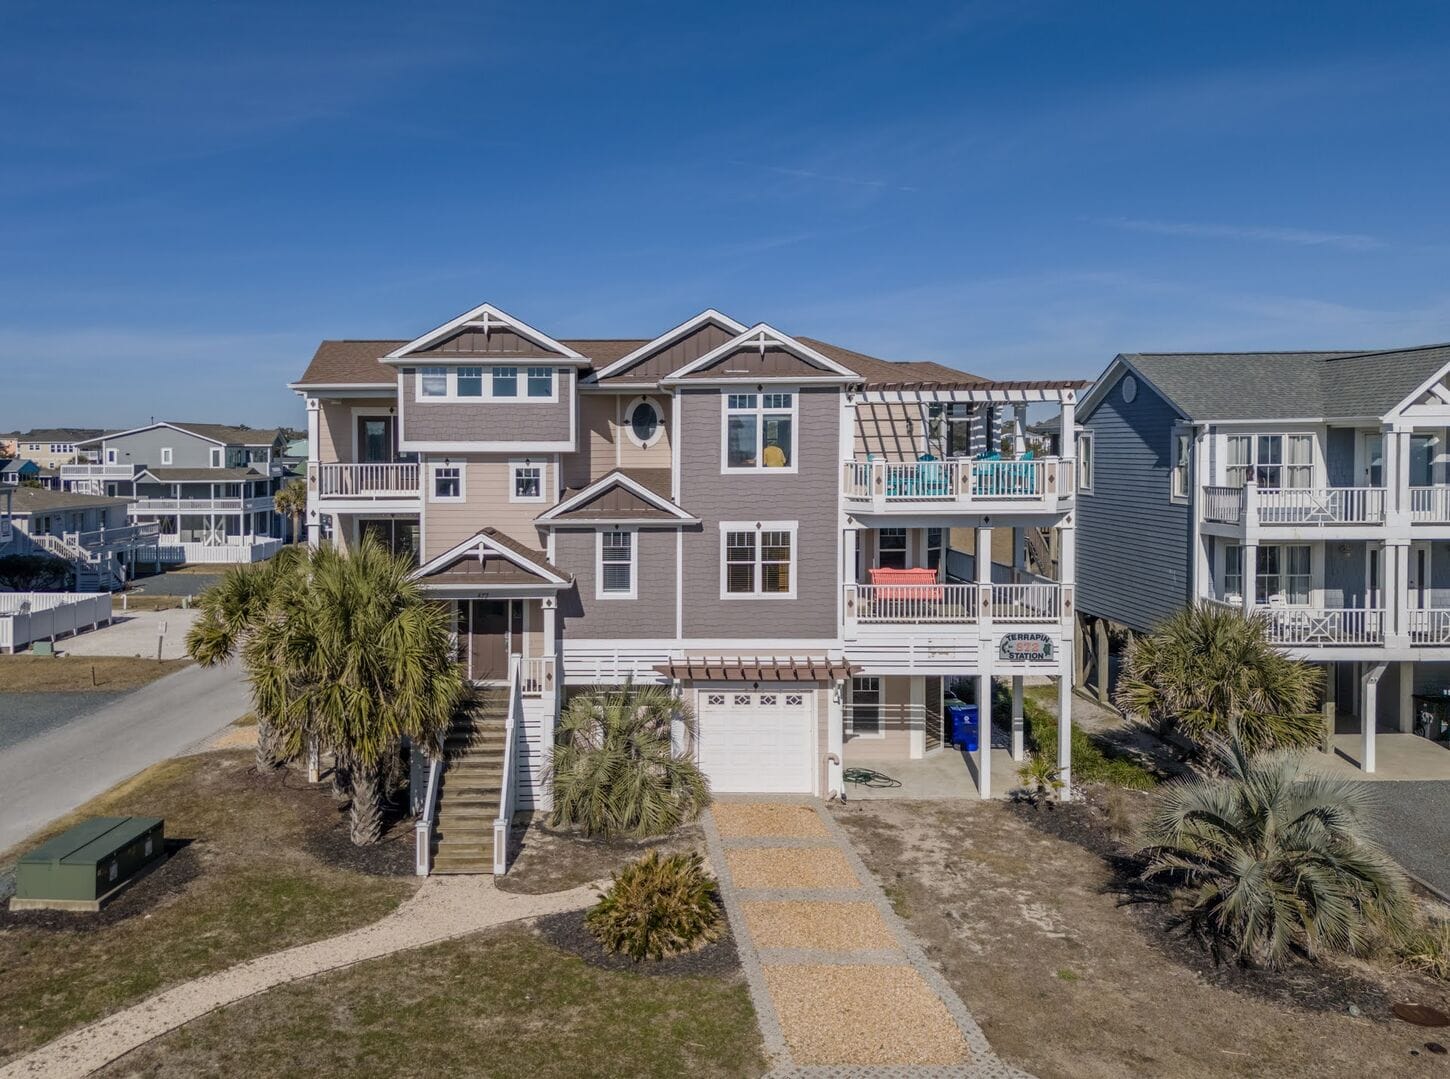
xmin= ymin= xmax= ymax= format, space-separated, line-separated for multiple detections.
xmin=1387 ymin=354 xmax=1450 ymax=422
xmin=847 ymin=675 xmax=885 ymax=740
xmin=409 ymin=363 xmax=560 ymax=404
xmin=661 ymin=323 xmax=858 ymax=384
xmin=76 ymin=421 xmax=275 ymax=449
xmin=534 ymin=470 xmax=696 ymax=523
xmin=209 ymin=447 xmax=223 ymax=468
xmin=719 ymin=520 xmax=799 ymax=600
xmin=720 ymin=389 xmax=800 ymax=475
xmin=1169 ymin=425 xmax=1191 ymax=504
xmin=427 ymin=462 xmax=466 ymax=503
xmin=585 ymin=309 xmax=748 ymax=384
xmin=623 ymin=395 xmax=665 ymax=449
xmin=382 ymin=302 xmax=586 ymax=364
xmin=159 ymin=447 xmax=173 ymax=466
xmin=595 ymin=527 xmax=638 ymax=600
xmin=400 ymin=439 xmax=577 ymax=454
xmin=409 ymin=529 xmax=571 ymax=586
xmin=508 ymin=459 xmax=548 ymax=504
xmin=105 ymin=448 xmax=118 ymax=465
xmin=1077 ymin=431 xmax=1094 ymax=493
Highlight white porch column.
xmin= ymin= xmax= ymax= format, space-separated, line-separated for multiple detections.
xmin=976 ymin=525 xmax=992 ymax=585
xmin=1241 ymin=540 xmax=1258 ymax=615
xmin=1361 ymin=662 xmax=1385 ymax=773
xmin=1191 ymin=426 xmax=1210 ymax=599
xmin=1059 ymin=396 xmax=1077 ymax=461
xmin=1011 ymin=404 xmax=1026 ymax=456
xmin=827 ymin=679 xmax=845 ymax=798
xmin=1390 ymin=539 xmax=1410 ymax=645
xmin=1399 ymin=659 xmax=1415 ymax=734
xmin=1010 ymin=675 xmax=1025 ymax=761
xmin=305 ymin=396 xmax=322 ymax=547
xmin=909 ymin=675 xmax=926 ymax=759
xmin=977 ymin=671 xmax=992 ymax=800
xmin=1057 ymin=662 xmax=1073 ymax=800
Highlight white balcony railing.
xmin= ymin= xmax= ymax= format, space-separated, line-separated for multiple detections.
xmin=985 ymin=582 xmax=1069 ymax=622
xmin=1202 ymin=486 xmax=1244 ymax=524
xmin=128 ymin=495 xmax=273 ymax=514
xmin=842 ymin=457 xmax=1071 ymax=509
xmin=58 ymin=464 xmax=139 ymax=479
xmin=521 ymin=655 xmax=555 ymax=697
xmin=317 ymin=463 xmax=420 ymax=498
xmin=1258 ymin=606 xmax=1385 ymax=646
xmin=1408 ymin=608 xmax=1450 ymax=646
xmin=843 ymin=582 xmax=1069 ymax=626
xmin=1203 ymin=485 xmax=1386 ymax=526
xmin=1410 ymin=486 xmax=1450 ymax=524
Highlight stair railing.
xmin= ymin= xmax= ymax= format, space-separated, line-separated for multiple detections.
xmin=494 ymin=656 xmax=523 ymax=875
xmin=414 ymin=749 xmax=443 ymax=876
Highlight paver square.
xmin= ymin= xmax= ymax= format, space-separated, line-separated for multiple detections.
xmin=712 ymin=802 xmax=830 ymax=838
xmin=763 ymin=964 xmax=970 ymax=1066
xmin=742 ymin=899 xmax=898 ymax=951
xmin=725 ymin=847 xmax=859 ymax=889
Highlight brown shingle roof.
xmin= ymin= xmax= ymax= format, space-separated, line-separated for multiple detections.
xmin=164 ymin=422 xmax=283 ymax=446
xmin=140 ymin=467 xmax=268 ymax=482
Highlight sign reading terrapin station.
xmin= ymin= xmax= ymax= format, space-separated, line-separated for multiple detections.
xmin=998 ymin=632 xmax=1054 ymax=662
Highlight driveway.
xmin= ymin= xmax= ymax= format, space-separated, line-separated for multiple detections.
xmin=1360 ymin=781 xmax=1450 ymax=898
xmin=0 ymin=663 xmax=248 ymax=853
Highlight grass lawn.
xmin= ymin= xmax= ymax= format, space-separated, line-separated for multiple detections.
xmin=0 ymin=750 xmax=417 ymax=1063
xmin=99 ymin=928 xmax=764 ymax=1079
xmin=0 ymin=655 xmax=191 ymax=692
xmin=835 ymin=797 xmax=1450 ymax=1079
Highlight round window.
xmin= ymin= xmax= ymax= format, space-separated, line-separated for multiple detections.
xmin=1121 ymin=374 xmax=1138 ymax=403
xmin=627 ymin=398 xmax=661 ymax=447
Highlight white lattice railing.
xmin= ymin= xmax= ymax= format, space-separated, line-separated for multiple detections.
xmin=1408 ymin=608 xmax=1450 ymax=646
xmin=1256 ymin=487 xmax=1386 ymax=525
xmin=318 ymin=463 xmax=420 ymax=498
xmin=1259 ymin=606 xmax=1384 ymax=646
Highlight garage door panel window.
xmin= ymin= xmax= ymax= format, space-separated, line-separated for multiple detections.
xmin=721 ymin=521 xmax=797 ymax=598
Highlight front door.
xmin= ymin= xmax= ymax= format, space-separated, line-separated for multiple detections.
xmin=1409 ymin=542 xmax=1432 ymax=610
xmin=356 ymin=416 xmax=395 ymax=464
xmin=1361 ymin=432 xmax=1384 ymax=487
xmin=465 ymin=599 xmax=525 ymax=682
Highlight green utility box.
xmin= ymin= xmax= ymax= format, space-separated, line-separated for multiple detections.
xmin=11 ymin=817 xmax=165 ymax=912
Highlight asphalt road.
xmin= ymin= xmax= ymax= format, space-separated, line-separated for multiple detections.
xmin=1361 ymin=781 xmax=1450 ymax=898
xmin=0 ymin=663 xmax=248 ymax=853
xmin=0 ymin=691 xmax=129 ymax=751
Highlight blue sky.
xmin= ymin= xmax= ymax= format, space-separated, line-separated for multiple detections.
xmin=3 ymin=1 xmax=1450 ymax=429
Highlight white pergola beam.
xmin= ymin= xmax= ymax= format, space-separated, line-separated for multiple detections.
xmin=856 ymin=387 xmax=1078 ymax=404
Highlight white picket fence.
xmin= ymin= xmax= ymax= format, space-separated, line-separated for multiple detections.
xmin=0 ymin=592 xmax=113 ymax=653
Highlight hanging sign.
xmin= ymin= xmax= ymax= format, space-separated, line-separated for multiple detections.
xmin=999 ymin=632 xmax=1054 ymax=662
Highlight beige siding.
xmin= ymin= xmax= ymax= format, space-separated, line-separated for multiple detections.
xmin=318 ymin=398 xmax=391 ymax=463
xmin=854 ymin=402 xmax=923 ymax=461
xmin=565 ymin=393 xmax=673 ymax=487
xmin=844 ymin=675 xmax=913 ymax=760
xmin=421 ymin=453 xmax=555 ymax=558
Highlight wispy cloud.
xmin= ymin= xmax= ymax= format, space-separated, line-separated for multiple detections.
xmin=1092 ymin=217 xmax=1387 ymax=252
xmin=731 ymin=161 xmax=918 ymax=193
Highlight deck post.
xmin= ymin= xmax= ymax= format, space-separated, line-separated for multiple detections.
xmin=1010 ymin=675 xmax=1025 ymax=761
xmin=1399 ymin=659 xmax=1414 ymax=734
xmin=1361 ymin=662 xmax=1385 ymax=773
xmin=827 ymin=679 xmax=845 ymax=799
xmin=1321 ymin=661 xmax=1337 ymax=753
xmin=1093 ymin=616 xmax=1110 ymax=705
xmin=1057 ymin=665 xmax=1073 ymax=800
xmin=977 ymin=671 xmax=992 ymax=800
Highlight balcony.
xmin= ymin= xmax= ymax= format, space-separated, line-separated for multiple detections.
xmin=843 ymin=457 xmax=1073 ymax=516
xmin=59 ymin=463 xmax=140 ymax=480
xmin=1408 ymin=609 xmax=1450 ymax=646
xmin=128 ymin=495 xmax=275 ymax=515
xmin=315 ymin=463 xmax=420 ymax=500
xmin=843 ymin=582 xmax=1069 ymax=626
xmin=1202 ymin=485 xmax=1387 ymax=528
xmin=1207 ymin=598 xmax=1386 ymax=646
xmin=1410 ymin=487 xmax=1450 ymax=524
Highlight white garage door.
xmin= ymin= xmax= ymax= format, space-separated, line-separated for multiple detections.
xmin=695 ymin=688 xmax=815 ymax=794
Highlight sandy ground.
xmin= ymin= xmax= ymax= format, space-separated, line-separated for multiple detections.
xmin=59 ymin=608 xmax=199 ymax=660
xmin=834 ymin=797 xmax=1450 ymax=1079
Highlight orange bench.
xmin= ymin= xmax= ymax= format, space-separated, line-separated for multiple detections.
xmin=867 ymin=566 xmax=943 ymax=601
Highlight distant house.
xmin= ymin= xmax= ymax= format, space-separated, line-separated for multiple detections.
xmin=9 ymin=429 xmax=105 ymax=469
xmin=62 ymin=422 xmax=287 ymax=564
xmin=0 ymin=486 xmax=158 ymax=590
xmin=0 ymin=459 xmax=41 ymax=486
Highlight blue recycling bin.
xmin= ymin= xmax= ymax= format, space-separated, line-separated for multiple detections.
xmin=947 ymin=703 xmax=979 ymax=752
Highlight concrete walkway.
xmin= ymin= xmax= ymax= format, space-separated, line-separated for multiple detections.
xmin=0 ymin=875 xmax=599 ymax=1079
xmin=0 ymin=663 xmax=248 ymax=852
xmin=704 ymin=798 xmax=1028 ymax=1078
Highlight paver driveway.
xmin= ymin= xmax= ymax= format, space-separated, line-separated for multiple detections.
xmin=705 ymin=798 xmax=1028 ymax=1077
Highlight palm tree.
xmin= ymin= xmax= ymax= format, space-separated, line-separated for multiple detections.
xmin=547 ymin=683 xmax=710 ymax=839
xmin=187 ymin=538 xmax=465 ymax=844
xmin=1115 ymin=604 xmax=1322 ymax=757
xmin=273 ymin=478 xmax=307 ymax=544
xmin=1136 ymin=739 xmax=1411 ymax=967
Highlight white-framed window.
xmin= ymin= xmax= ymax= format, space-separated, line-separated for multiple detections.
xmin=160 ymin=447 xmax=173 ymax=465
xmin=723 ymin=391 xmax=796 ymax=472
xmin=457 ymin=366 xmax=484 ymax=398
xmin=720 ymin=521 xmax=797 ymax=598
xmin=509 ymin=460 xmax=546 ymax=503
xmin=596 ymin=528 xmax=637 ymax=599
xmin=527 ymin=367 xmax=554 ymax=398
xmin=849 ymin=676 xmax=883 ymax=738
xmin=429 ymin=463 xmax=465 ymax=502
xmin=1170 ymin=428 xmax=1190 ymax=503
xmin=1077 ymin=431 xmax=1094 ymax=492
xmin=420 ymin=366 xmax=449 ymax=398
xmin=1226 ymin=542 xmax=1311 ymax=605
xmin=492 ymin=366 xmax=519 ymax=398
xmin=877 ymin=527 xmax=908 ymax=569
xmin=1225 ymin=434 xmax=1312 ymax=489
xmin=209 ymin=447 xmax=223 ymax=468
xmin=624 ymin=396 xmax=664 ymax=448
xmin=1223 ymin=544 xmax=1244 ymax=602
xmin=926 ymin=527 xmax=944 ymax=571
xmin=105 ymin=448 xmax=117 ymax=464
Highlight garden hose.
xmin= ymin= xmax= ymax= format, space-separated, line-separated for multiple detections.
xmin=843 ymin=767 xmax=902 ymax=788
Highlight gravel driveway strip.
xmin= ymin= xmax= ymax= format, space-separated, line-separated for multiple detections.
xmin=704 ymin=796 xmax=1032 ymax=1078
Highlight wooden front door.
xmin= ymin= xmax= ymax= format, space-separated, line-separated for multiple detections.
xmin=466 ymin=600 xmax=525 ymax=682
xmin=356 ymin=416 xmax=394 ymax=463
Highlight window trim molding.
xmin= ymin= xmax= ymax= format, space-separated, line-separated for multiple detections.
xmin=412 ymin=364 xmax=561 ymax=404
xmin=720 ymin=390 xmax=800 ymax=475
xmin=508 ymin=459 xmax=548 ymax=504
xmin=159 ymin=447 xmax=173 ymax=466
xmin=1169 ymin=425 xmax=1190 ymax=504
xmin=848 ymin=676 xmax=885 ymax=740
xmin=428 ymin=462 xmax=466 ymax=503
xmin=595 ymin=526 xmax=638 ymax=600
xmin=623 ymin=395 xmax=665 ymax=449
xmin=209 ymin=447 xmax=223 ymax=468
xmin=1077 ymin=431 xmax=1094 ymax=493
xmin=718 ymin=520 xmax=798 ymax=600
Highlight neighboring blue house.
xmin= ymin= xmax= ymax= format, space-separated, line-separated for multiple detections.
xmin=0 ymin=459 xmax=42 ymax=487
xmin=1076 ymin=344 xmax=1450 ymax=773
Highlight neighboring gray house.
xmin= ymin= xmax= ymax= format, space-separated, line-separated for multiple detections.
xmin=1076 ymin=344 xmax=1450 ymax=773
xmin=0 ymin=486 xmax=158 ymax=590
xmin=62 ymin=422 xmax=286 ymax=564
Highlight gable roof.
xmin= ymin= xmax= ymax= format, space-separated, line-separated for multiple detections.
xmin=5 ymin=486 xmax=129 ymax=514
xmin=12 ymin=428 xmax=106 ymax=445
xmin=1 ymin=459 xmax=40 ymax=474
xmin=535 ymin=469 xmax=697 ymax=526
xmin=410 ymin=527 xmax=571 ymax=588
xmin=382 ymin=303 xmax=587 ymax=366
xmin=79 ymin=421 xmax=281 ymax=448
xmin=138 ymin=466 xmax=267 ymax=483
xmin=585 ymin=310 xmax=749 ymax=386
xmin=662 ymin=325 xmax=859 ymax=384
xmin=1086 ymin=344 xmax=1450 ymax=422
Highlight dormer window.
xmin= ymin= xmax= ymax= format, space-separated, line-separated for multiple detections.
xmin=723 ymin=392 xmax=796 ymax=472
xmin=492 ymin=367 xmax=519 ymax=398
xmin=527 ymin=367 xmax=554 ymax=398
xmin=457 ymin=366 xmax=484 ymax=397
xmin=420 ymin=366 xmax=448 ymax=397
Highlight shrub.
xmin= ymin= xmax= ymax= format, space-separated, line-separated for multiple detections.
xmin=547 ymin=684 xmax=710 ymax=838
xmin=0 ymin=553 xmax=73 ymax=591
xmin=1021 ymin=694 xmax=1156 ymax=790
xmin=586 ymin=850 xmax=723 ymax=961
xmin=1015 ymin=754 xmax=1063 ymax=805
xmin=1136 ymin=739 xmax=1412 ymax=968
xmin=1399 ymin=920 xmax=1450 ymax=981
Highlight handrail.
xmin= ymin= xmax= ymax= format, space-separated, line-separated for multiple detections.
xmin=318 ymin=462 xmax=420 ymax=498
xmin=841 ymin=457 xmax=1070 ymax=506
xmin=494 ymin=656 xmax=523 ymax=875
xmin=414 ymin=750 xmax=444 ymax=876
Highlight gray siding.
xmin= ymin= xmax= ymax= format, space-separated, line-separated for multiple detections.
xmin=678 ymin=386 xmax=840 ymax=639
xmin=1078 ymin=372 xmax=1192 ymax=632
xmin=101 ymin=428 xmax=219 ymax=469
xmin=1323 ymin=540 xmax=1367 ymax=608
xmin=555 ymin=526 xmax=680 ymax=639
xmin=1326 ymin=427 xmax=1356 ymax=487
xmin=399 ymin=367 xmax=574 ymax=445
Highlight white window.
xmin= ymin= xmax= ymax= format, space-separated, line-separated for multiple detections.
xmin=720 ymin=521 xmax=796 ymax=598
xmin=527 ymin=367 xmax=553 ymax=398
xmin=1226 ymin=434 xmax=1312 ymax=489
xmin=457 ymin=366 xmax=484 ymax=398
xmin=509 ymin=460 xmax=546 ymax=503
xmin=723 ymin=392 xmax=796 ymax=472
xmin=105 ymin=448 xmax=117 ymax=464
xmin=1077 ymin=432 xmax=1094 ymax=492
xmin=624 ymin=397 xmax=663 ymax=448
xmin=160 ymin=447 xmax=173 ymax=465
xmin=209 ymin=447 xmax=223 ymax=468
xmin=429 ymin=463 xmax=464 ymax=502
xmin=877 ymin=527 xmax=908 ymax=569
xmin=420 ymin=366 xmax=448 ymax=398
xmin=1170 ymin=428 xmax=1190 ymax=502
xmin=1229 ymin=543 xmax=1311 ymax=605
xmin=1224 ymin=544 xmax=1244 ymax=602
xmin=492 ymin=367 xmax=519 ymax=398
xmin=596 ymin=529 xmax=636 ymax=599
xmin=849 ymin=676 xmax=883 ymax=738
